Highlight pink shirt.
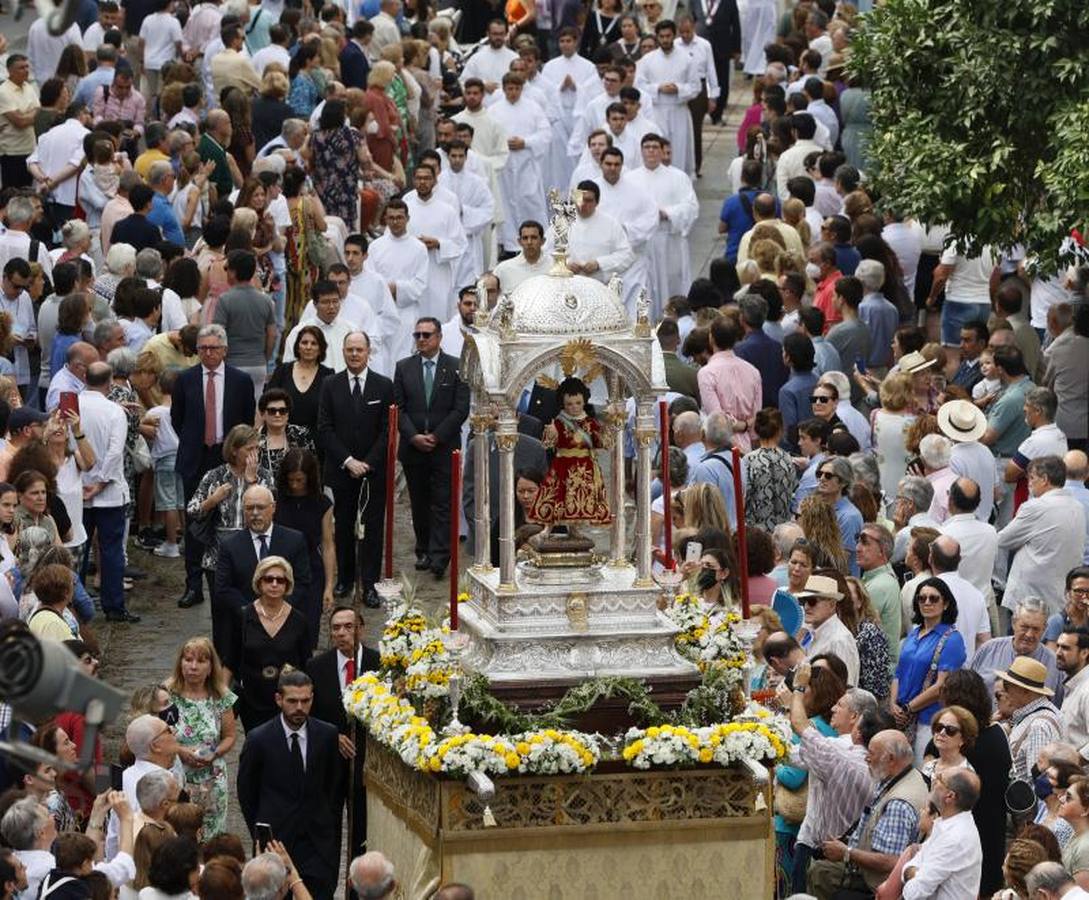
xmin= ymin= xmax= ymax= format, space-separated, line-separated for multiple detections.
xmin=696 ymin=350 xmax=762 ymax=452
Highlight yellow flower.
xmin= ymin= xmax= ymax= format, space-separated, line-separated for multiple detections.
xmin=505 ymin=753 xmax=520 ymax=770
xmin=428 ymin=756 xmax=442 ymax=772
xmin=457 ymin=592 xmax=470 ymax=604
xmin=515 ymin=742 xmax=530 ymax=755
xmin=646 ymin=726 xmax=660 ymax=738
xmin=698 ymin=748 xmax=713 ymax=764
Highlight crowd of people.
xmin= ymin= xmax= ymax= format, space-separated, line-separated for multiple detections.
xmin=0 ymin=0 xmax=1085 ymax=897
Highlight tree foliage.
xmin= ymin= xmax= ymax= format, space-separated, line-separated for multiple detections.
xmin=851 ymin=0 xmax=1089 ymax=271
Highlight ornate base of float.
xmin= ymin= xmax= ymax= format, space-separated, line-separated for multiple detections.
xmin=365 ymin=743 xmax=774 ymax=900
xmin=459 ymin=564 xmax=699 ymax=687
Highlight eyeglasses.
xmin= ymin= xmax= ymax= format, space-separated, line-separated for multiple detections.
xmin=264 ymin=407 xmax=289 ymax=416
xmin=413 ymin=331 xmax=436 ymax=339
xmin=917 ymin=592 xmax=943 ymax=605
xmin=810 ymin=395 xmax=834 ymax=404
xmin=197 ymin=344 xmax=225 ymax=352
xmin=932 ymin=722 xmax=961 ymax=737
xmin=262 ymin=575 xmax=288 ymax=585
xmin=1070 ymin=587 xmax=1089 ymax=598
xmin=816 ymin=470 xmax=838 ymax=481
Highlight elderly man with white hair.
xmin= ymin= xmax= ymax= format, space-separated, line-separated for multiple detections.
xmin=147 ymin=160 xmax=186 ymax=247
xmin=856 ymin=258 xmax=899 ymax=371
xmin=106 ymin=714 xmax=181 ymax=859
xmin=672 ymin=410 xmax=706 ymax=476
xmin=919 ymin=433 xmax=956 ymax=523
xmin=1025 ymin=860 xmax=1089 ymax=899
xmin=891 ymin=475 xmax=940 ymax=564
xmin=0 ymin=196 xmax=54 ymax=276
xmin=241 ymin=850 xmax=313 ymax=900
xmin=771 ymin=521 xmax=805 ymax=585
xmin=134 ymin=769 xmax=180 ymax=833
xmin=686 ymin=411 xmax=737 ymax=528
xmin=93 ymin=243 xmax=137 ymax=308
xmin=259 ymin=118 xmax=309 ymax=163
xmin=349 ymin=852 xmax=396 ymax=899
xmin=817 ymin=370 xmax=872 ymax=451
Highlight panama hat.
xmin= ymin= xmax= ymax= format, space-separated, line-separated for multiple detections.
xmin=795 ymin=575 xmax=843 ymax=603
xmin=898 ymin=351 xmax=937 ymax=374
xmin=937 ymin=399 xmax=987 ymax=443
xmin=994 ymin=656 xmax=1054 ymax=697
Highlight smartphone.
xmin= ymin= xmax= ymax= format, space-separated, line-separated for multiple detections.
xmin=685 ymin=541 xmax=703 ymax=565
xmin=59 ymin=391 xmax=79 ymax=418
xmin=255 ymin=823 xmax=273 ymax=852
xmin=109 ymin=763 xmax=124 ymax=792
xmin=855 ymin=357 xmax=867 ymax=375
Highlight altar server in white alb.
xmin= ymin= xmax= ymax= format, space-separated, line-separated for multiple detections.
xmin=517 ymin=44 xmax=572 ymax=197
xmin=454 ymin=81 xmax=509 ymax=238
xmin=631 ymin=133 xmax=699 ymax=313
xmin=488 ymin=73 xmax=551 ymax=257
xmin=567 ymin=65 xmax=625 ymax=160
xmin=494 ymin=219 xmax=552 ymax=294
xmin=460 ymin=19 xmax=518 ymax=95
xmin=334 ymin=254 xmax=400 ymax=378
xmin=541 ymin=26 xmax=598 ymax=165
xmin=601 ymin=103 xmax=642 ymax=170
xmin=593 ymin=148 xmax=658 ymax=314
xmin=553 ymin=181 xmax=635 ymax=288
xmin=368 ymin=200 xmax=430 ymax=358
xmin=403 ymin=165 xmax=467 ymax=322
xmin=569 ymin=129 xmax=612 ymax=190
xmin=440 ymin=141 xmax=495 ymax=291
xmin=635 ymin=21 xmax=700 ymax=178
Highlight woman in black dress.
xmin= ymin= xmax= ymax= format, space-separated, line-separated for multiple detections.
xmin=266 ymin=325 xmax=333 ymax=449
xmin=222 ymin=555 xmax=311 ymax=732
xmin=274 ymin=449 xmax=335 ymax=648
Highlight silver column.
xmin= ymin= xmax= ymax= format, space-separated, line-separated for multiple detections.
xmin=633 ymin=400 xmax=656 ymax=586
xmin=495 ymin=412 xmax=518 ymax=591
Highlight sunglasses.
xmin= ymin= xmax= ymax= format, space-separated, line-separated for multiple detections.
xmin=810 ymin=395 xmax=834 ymax=404
xmin=932 ymin=722 xmax=961 ymax=737
xmin=413 ymin=331 xmax=437 ymax=339
xmin=917 ymin=593 xmax=943 ymax=604
xmin=816 ymin=471 xmax=838 ymax=481
xmin=800 ymin=595 xmax=831 ymax=607
xmin=262 ymin=575 xmax=288 ymax=585
xmin=264 ymin=407 xmax=289 ymax=416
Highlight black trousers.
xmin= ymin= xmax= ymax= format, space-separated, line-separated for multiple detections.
xmin=404 ymin=451 xmax=453 ymax=567
xmin=0 ymin=155 xmax=30 ymax=189
xmin=689 ymin=82 xmax=709 ymax=173
xmin=709 ymin=55 xmax=731 ymax=124
xmin=331 ymin=475 xmax=384 ymax=592
xmin=182 ymin=443 xmax=224 ymax=597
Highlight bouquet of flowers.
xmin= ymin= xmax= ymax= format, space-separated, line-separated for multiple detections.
xmin=379 ymin=606 xmax=455 ymax=698
xmin=666 ymin=595 xmax=750 ymax=689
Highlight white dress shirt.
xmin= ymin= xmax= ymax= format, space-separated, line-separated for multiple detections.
xmin=45 ymin=365 xmax=86 ymax=413
xmin=79 ymin=389 xmax=130 ymax=508
xmin=27 ymin=118 xmax=88 ymax=206
xmin=803 ymin=613 xmax=860 ymax=686
xmin=337 ymin=647 xmax=361 ymax=690
xmin=251 ymin=527 xmax=273 ymax=559
xmin=938 ymin=570 xmax=991 ymax=651
xmin=901 ymin=810 xmax=981 ymax=899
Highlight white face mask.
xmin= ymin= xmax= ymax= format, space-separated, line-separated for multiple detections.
xmin=365 ymin=119 xmax=379 ymax=135
xmin=805 ymin=262 xmax=822 ymax=280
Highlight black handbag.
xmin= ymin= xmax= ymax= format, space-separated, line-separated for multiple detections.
xmin=187 ymin=510 xmax=217 ymax=547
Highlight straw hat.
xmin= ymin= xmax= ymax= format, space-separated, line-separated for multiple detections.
xmin=898 ymin=351 xmax=936 ymax=374
xmin=937 ymin=399 xmax=988 ymax=443
xmin=994 ymin=656 xmax=1054 ymax=697
xmin=795 ymin=575 xmax=843 ymax=603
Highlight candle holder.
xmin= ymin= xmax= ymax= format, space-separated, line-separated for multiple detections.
xmin=373 ymin=578 xmax=404 ymax=622
xmin=444 ymin=630 xmax=471 ymax=736
xmin=653 ymin=566 xmax=686 ymax=608
xmin=733 ymin=617 xmax=763 ymax=702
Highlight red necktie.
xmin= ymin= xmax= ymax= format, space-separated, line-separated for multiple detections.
xmin=345 ymin=657 xmax=356 ymax=687
xmin=204 ymin=370 xmax=217 ymax=447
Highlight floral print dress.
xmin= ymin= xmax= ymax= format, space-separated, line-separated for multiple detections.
xmin=171 ymin=690 xmax=237 ymax=837
xmin=312 ymin=125 xmax=363 ymax=225
xmin=744 ymin=446 xmax=798 ymax=532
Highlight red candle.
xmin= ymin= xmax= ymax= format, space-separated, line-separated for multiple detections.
xmin=449 ymin=448 xmax=462 ymax=630
xmin=731 ymin=445 xmax=750 ymax=618
xmin=383 ymin=405 xmax=398 ymax=580
xmin=659 ymin=400 xmax=673 ymax=570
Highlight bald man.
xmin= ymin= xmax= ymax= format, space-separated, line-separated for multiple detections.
xmin=1066 ymin=450 xmax=1089 ymax=564
xmin=212 ymin=484 xmax=313 ymax=656
xmin=808 ymin=729 xmax=928 ymax=897
xmin=45 ymin=341 xmax=99 ymax=412
xmin=349 ymin=852 xmax=396 ymax=899
xmin=198 ymin=109 xmax=244 ymax=199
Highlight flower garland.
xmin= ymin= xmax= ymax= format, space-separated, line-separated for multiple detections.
xmin=666 ymin=594 xmax=749 ymax=689
xmin=344 ymin=674 xmax=600 ymax=776
xmin=621 ymin=705 xmax=791 ymax=769
xmin=379 ymin=605 xmax=455 ymax=698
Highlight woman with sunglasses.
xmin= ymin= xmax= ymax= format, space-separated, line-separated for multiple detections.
xmin=808 ymin=382 xmax=849 ymax=437
xmin=922 ymin=704 xmax=976 ymax=785
xmin=221 ymin=556 xmax=310 ymax=732
xmin=1034 ymin=761 xmax=1080 ymax=851
xmin=891 ymin=577 xmax=966 ymax=762
xmin=256 ymin=389 xmax=313 ymax=482
xmin=1058 ymin=779 xmax=1089 ymax=889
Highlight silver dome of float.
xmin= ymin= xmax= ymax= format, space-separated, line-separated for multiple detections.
xmin=460 ymin=190 xmax=667 ymax=405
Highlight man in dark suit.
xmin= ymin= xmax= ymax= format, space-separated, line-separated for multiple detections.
xmin=694 ymin=0 xmax=740 ymax=125
xmin=214 ymin=485 xmax=312 ymax=655
xmin=171 ymin=324 xmax=256 ymax=609
xmin=658 ymin=318 xmax=699 ymax=399
xmin=338 ymin=21 xmax=372 ymax=90
xmin=317 ymin=330 xmax=394 ymax=607
xmin=237 ymin=669 xmax=341 ymax=900
xmin=393 ymin=317 xmax=471 ymax=578
xmin=306 ymin=607 xmax=381 ymax=873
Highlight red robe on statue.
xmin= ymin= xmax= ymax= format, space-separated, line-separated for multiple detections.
xmin=529 ymin=413 xmax=612 ymax=525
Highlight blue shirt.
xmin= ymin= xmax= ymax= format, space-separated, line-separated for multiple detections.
xmin=793 ymin=452 xmax=826 ymax=514
xmin=719 ymin=189 xmax=758 ymax=263
xmin=688 ymin=448 xmax=737 ymax=529
xmin=835 ymin=242 xmax=861 ymax=275
xmin=73 ymin=66 xmax=115 ymax=109
xmin=779 ymin=370 xmax=818 ymax=450
xmin=859 ymin=292 xmax=900 ymax=368
xmin=147 ymin=192 xmax=185 ymax=247
xmin=735 ymin=328 xmax=789 ymax=408
xmin=834 ymin=496 xmax=864 ymax=576
xmin=894 ymin=623 xmax=966 ymax=724
xmin=811 ymin=336 xmax=843 ymax=376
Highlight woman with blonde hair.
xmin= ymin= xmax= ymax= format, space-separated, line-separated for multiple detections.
xmin=222 ymin=556 xmax=310 ymax=731
xmin=680 ymin=482 xmax=730 ymax=536
xmin=842 ymin=576 xmax=891 ymax=700
xmin=782 ymin=197 xmax=811 ymax=247
xmin=379 ymin=44 xmax=414 ymax=167
xmin=797 ymin=494 xmax=849 ymax=572
xmin=252 ymin=69 xmax=294 ymax=151
xmin=363 ymin=61 xmax=402 ymax=174
xmin=750 ymin=239 xmax=784 ymax=282
xmin=165 ymin=637 xmax=237 ymax=837
xmin=871 ymin=369 xmax=916 ymax=493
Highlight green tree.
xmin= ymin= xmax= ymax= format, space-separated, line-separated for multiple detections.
xmin=851 ymin=0 xmax=1089 ymax=271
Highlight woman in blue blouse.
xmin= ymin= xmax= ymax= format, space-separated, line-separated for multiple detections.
xmin=891 ymin=577 xmax=966 ymax=763
xmin=288 ymin=44 xmax=323 ymax=118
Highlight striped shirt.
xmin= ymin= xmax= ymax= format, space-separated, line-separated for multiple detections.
xmin=797 ymin=726 xmax=871 ymax=849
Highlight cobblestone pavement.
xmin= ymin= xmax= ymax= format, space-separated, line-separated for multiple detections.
xmin=93 ymin=86 xmax=743 ymax=876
